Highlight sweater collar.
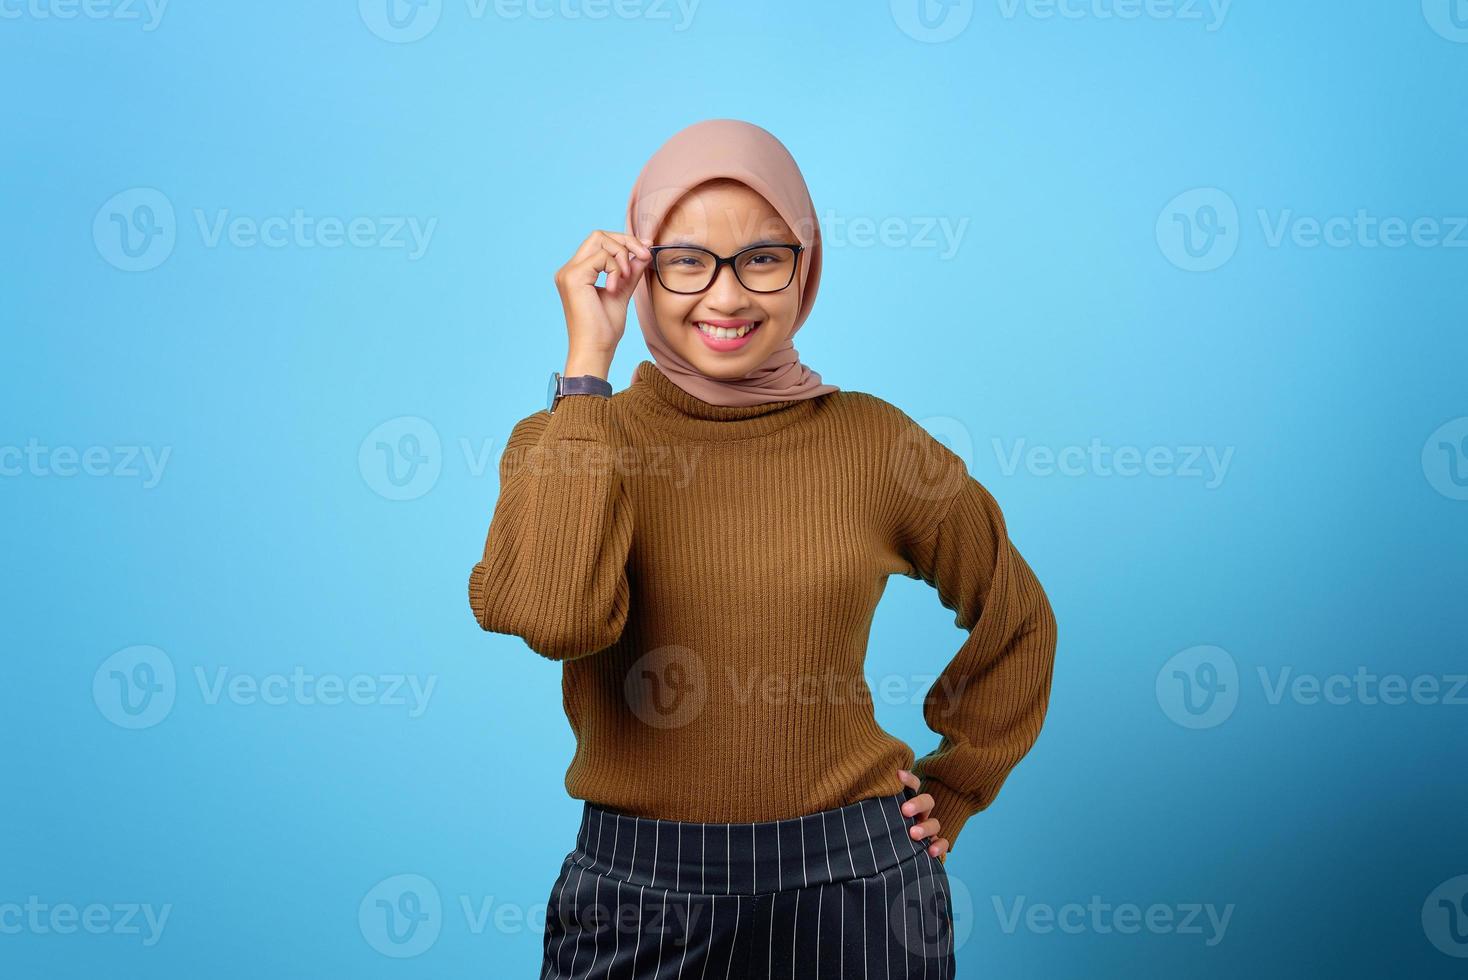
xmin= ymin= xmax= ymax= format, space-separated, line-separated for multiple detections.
xmin=624 ymin=360 xmax=825 ymax=441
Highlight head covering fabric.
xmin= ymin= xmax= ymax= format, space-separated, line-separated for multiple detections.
xmin=624 ymin=118 xmax=839 ymax=407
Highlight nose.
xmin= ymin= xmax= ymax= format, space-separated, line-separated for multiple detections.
xmin=703 ymin=261 xmax=751 ymax=310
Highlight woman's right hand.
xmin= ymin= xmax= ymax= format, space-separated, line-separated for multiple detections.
xmin=554 ymin=230 xmax=654 ymax=373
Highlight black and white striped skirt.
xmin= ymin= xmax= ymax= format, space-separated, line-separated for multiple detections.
xmin=541 ymin=786 xmax=955 ymax=979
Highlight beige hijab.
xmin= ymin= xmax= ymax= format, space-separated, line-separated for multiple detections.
xmin=624 ymin=119 xmax=839 ymax=407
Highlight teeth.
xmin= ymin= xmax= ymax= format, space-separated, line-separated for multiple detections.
xmin=696 ymin=322 xmax=758 ymax=339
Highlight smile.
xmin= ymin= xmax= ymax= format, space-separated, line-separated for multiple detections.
xmin=693 ymin=320 xmax=762 ymax=351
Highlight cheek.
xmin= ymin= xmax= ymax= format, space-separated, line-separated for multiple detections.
xmin=767 ymin=296 xmax=800 ymax=332
xmin=650 ymin=292 xmax=693 ymax=334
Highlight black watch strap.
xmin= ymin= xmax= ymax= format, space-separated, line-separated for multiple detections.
xmin=547 ymin=371 xmax=613 ymax=413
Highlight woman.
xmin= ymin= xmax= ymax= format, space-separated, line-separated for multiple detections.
xmin=468 ymin=118 xmax=1058 ymax=978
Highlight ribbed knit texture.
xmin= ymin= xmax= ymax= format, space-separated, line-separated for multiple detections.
xmin=468 ymin=360 xmax=1058 ymax=854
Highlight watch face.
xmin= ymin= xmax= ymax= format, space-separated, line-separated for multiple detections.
xmin=547 ymin=371 xmax=560 ymax=412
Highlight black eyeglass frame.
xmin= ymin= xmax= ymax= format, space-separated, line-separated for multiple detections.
xmin=646 ymin=243 xmax=805 ymax=294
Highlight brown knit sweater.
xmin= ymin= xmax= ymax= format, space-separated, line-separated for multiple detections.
xmin=467 ymin=359 xmax=1057 ymax=853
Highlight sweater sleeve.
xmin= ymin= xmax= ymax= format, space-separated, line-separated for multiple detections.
xmin=895 ymin=431 xmax=1058 ymax=854
xmin=467 ymin=394 xmax=634 ymax=661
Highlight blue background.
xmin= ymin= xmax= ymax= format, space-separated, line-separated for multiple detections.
xmin=4 ymin=1 xmax=1467 ymax=976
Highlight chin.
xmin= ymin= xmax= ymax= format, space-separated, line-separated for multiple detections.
xmin=672 ymin=324 xmax=784 ymax=378
xmin=682 ymin=346 xmax=766 ymax=379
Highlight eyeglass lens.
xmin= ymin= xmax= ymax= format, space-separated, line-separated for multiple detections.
xmin=654 ymin=246 xmax=797 ymax=293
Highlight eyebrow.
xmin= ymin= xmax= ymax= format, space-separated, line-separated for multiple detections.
xmin=661 ymin=238 xmax=791 ymax=249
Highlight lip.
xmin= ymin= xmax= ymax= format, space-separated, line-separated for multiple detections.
xmin=692 ymin=319 xmax=762 ymax=352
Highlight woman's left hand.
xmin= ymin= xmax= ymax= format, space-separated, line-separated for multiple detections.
xmin=897 ymin=769 xmax=950 ymax=863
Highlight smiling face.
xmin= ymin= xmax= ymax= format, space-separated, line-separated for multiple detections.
xmin=647 ymin=178 xmax=805 ymax=380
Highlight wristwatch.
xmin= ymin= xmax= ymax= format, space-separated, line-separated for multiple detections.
xmin=547 ymin=370 xmax=613 ymax=413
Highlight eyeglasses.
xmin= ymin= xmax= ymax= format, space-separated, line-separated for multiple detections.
xmin=648 ymin=243 xmax=804 ymax=294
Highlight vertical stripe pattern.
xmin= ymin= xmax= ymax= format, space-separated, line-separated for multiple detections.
xmin=541 ymin=788 xmax=956 ymax=979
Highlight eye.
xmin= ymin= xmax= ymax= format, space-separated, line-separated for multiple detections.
xmin=659 ymin=249 xmax=710 ymax=268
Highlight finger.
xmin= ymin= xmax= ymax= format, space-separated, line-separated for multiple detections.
xmin=570 ymin=231 xmax=617 ymax=263
xmin=608 ymin=231 xmax=653 ymax=260
xmin=900 ymin=792 xmax=934 ymax=819
xmin=615 ymin=251 xmax=653 ymax=296
xmin=928 ymin=838 xmax=950 ymax=862
xmin=562 ymin=239 xmax=623 ymax=290
xmin=896 ymin=768 xmax=920 ymax=792
xmin=572 ymin=232 xmax=627 ymax=280
xmin=596 ymin=238 xmax=631 ymax=279
xmin=910 ymin=816 xmax=941 ymax=840
xmin=606 ymin=255 xmax=647 ymax=298
xmin=586 ymin=236 xmax=634 ymax=290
